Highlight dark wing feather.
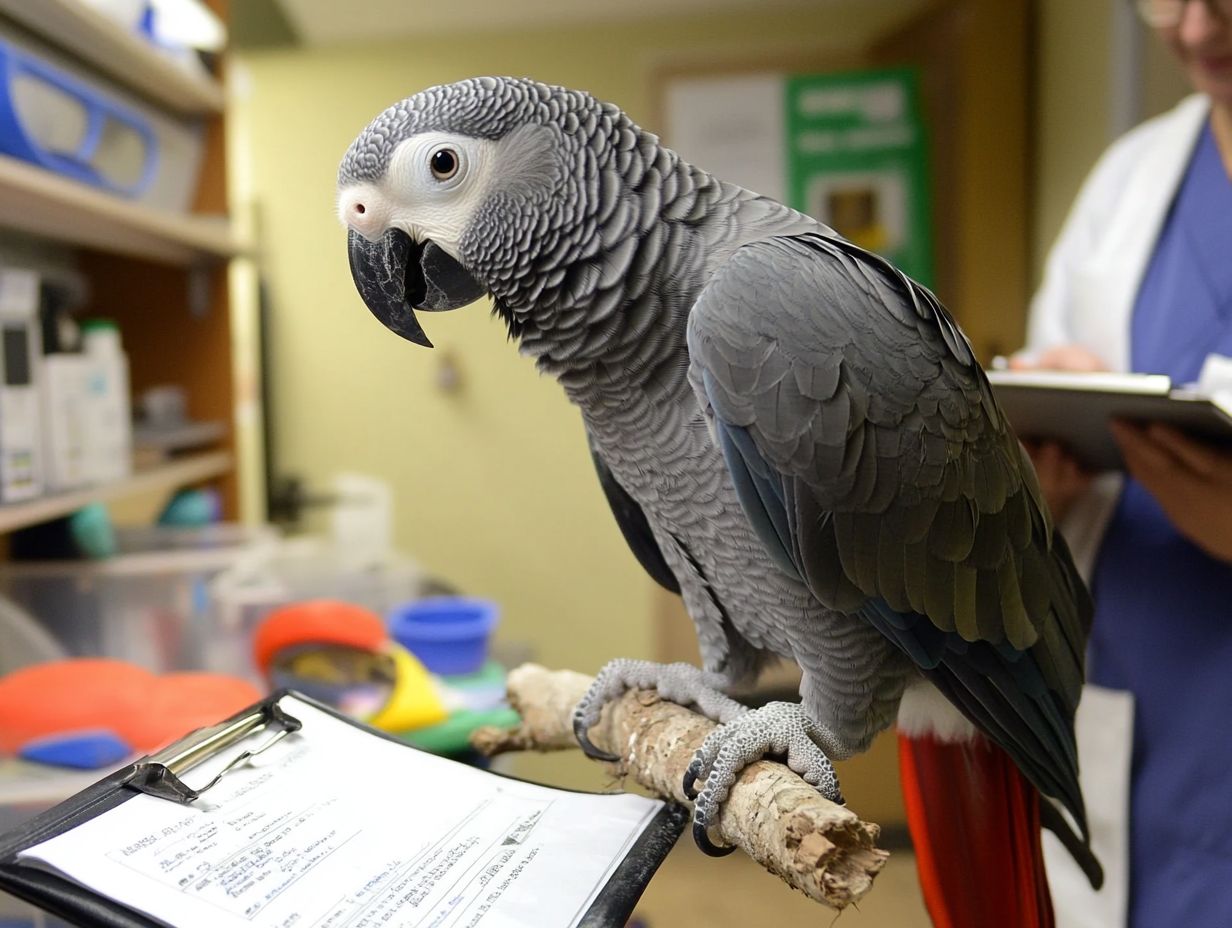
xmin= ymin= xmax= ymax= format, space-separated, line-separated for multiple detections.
xmin=688 ymin=232 xmax=1094 ymax=844
xmin=586 ymin=429 xmax=680 ymax=595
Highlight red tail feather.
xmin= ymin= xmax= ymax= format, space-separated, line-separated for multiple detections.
xmin=899 ymin=733 xmax=1054 ymax=928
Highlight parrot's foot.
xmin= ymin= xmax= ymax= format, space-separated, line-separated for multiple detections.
xmin=572 ymin=659 xmax=750 ymax=762
xmin=684 ymin=701 xmax=845 ymax=857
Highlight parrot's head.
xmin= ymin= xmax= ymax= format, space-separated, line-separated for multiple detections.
xmin=338 ymin=76 xmax=642 ymax=349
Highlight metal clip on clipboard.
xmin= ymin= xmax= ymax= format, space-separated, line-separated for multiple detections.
xmin=122 ymin=701 xmax=303 ymax=804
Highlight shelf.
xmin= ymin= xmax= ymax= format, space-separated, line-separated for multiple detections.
xmin=0 ymin=451 xmax=233 ymax=534
xmin=0 ymin=0 xmax=224 ymax=116
xmin=0 ymin=155 xmax=243 ymax=265
xmin=0 ymin=758 xmax=105 ymax=808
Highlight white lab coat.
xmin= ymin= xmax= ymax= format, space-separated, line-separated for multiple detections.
xmin=1026 ymin=94 xmax=1211 ymax=928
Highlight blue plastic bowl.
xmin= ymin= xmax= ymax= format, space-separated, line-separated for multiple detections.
xmin=388 ymin=597 xmax=499 ymax=675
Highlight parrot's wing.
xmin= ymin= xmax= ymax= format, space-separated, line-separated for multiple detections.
xmin=586 ymin=428 xmax=681 ymax=595
xmin=687 ymin=232 xmax=1092 ymax=833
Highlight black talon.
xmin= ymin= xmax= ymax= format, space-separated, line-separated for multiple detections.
xmin=572 ymin=714 xmax=620 ymax=762
xmin=692 ymin=819 xmax=736 ymax=857
xmin=682 ymin=760 xmax=702 ymax=800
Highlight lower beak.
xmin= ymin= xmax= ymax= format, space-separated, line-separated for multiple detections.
xmin=346 ymin=228 xmax=487 ymax=347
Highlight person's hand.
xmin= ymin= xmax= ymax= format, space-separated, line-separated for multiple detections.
xmin=1022 ymin=440 xmax=1093 ymax=524
xmin=1007 ymin=344 xmax=1106 ymax=521
xmin=1111 ymin=421 xmax=1232 ymax=564
xmin=1008 ymin=344 xmax=1107 ymax=372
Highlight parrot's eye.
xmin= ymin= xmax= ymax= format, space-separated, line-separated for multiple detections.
xmin=429 ymin=148 xmax=459 ymax=180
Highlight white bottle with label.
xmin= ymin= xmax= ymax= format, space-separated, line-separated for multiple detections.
xmin=0 ymin=267 xmax=43 ymax=502
xmin=81 ymin=319 xmax=132 ymax=484
xmin=40 ymin=353 xmax=91 ymax=490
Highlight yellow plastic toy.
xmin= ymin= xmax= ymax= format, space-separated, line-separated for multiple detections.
xmin=252 ymin=600 xmax=449 ymax=731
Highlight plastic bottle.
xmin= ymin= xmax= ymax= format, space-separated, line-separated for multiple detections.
xmin=80 ymin=319 xmax=132 ymax=483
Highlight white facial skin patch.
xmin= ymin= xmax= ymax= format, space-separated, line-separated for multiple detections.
xmin=340 ymin=124 xmax=557 ymax=261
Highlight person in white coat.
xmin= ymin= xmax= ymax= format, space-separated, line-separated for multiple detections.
xmin=1015 ymin=1 xmax=1232 ymax=925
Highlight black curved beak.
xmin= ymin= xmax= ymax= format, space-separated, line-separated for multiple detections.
xmin=346 ymin=228 xmax=487 ymax=348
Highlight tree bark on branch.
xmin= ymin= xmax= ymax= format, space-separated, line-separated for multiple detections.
xmin=470 ymin=664 xmax=888 ymax=910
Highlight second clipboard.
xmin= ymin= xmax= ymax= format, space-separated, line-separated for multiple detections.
xmin=986 ymin=370 xmax=1232 ymax=472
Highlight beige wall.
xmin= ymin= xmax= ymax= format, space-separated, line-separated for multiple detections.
xmin=1031 ymin=0 xmax=1115 ymax=290
xmin=1030 ymin=0 xmax=1193 ymax=294
xmin=1142 ymin=19 xmax=1194 ymax=121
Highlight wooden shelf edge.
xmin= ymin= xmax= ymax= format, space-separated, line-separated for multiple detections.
xmin=0 ymin=155 xmax=245 ymax=264
xmin=0 ymin=0 xmax=225 ymax=116
xmin=0 ymin=451 xmax=234 ymax=534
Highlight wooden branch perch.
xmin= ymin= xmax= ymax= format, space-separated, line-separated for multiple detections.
xmin=470 ymin=663 xmax=888 ymax=910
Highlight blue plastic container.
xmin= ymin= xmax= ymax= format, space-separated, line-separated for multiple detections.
xmin=0 ymin=37 xmax=156 ymax=197
xmin=388 ymin=597 xmax=499 ymax=675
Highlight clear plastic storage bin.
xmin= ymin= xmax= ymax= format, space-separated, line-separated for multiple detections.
xmin=208 ymin=536 xmax=428 ymax=654
xmin=0 ymin=21 xmax=204 ymax=211
xmin=0 ymin=525 xmax=274 ymax=684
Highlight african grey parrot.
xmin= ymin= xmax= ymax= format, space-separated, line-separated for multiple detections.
xmin=337 ymin=77 xmax=1101 ymax=914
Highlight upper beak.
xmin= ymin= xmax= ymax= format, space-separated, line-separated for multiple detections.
xmin=346 ymin=228 xmax=487 ymax=348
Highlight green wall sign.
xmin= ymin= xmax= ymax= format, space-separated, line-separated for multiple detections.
xmin=785 ymin=69 xmax=935 ymax=288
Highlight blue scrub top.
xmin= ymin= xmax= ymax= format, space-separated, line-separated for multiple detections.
xmin=1090 ymin=120 xmax=1232 ymax=927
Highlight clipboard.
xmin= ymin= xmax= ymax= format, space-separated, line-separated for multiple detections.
xmin=986 ymin=370 xmax=1232 ymax=471
xmin=0 ymin=691 xmax=686 ymax=928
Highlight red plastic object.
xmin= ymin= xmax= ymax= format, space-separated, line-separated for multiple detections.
xmin=251 ymin=600 xmax=388 ymax=677
xmin=0 ymin=659 xmax=261 ymax=756
xmin=0 ymin=659 xmax=149 ymax=755
xmin=135 ymin=672 xmax=264 ymax=751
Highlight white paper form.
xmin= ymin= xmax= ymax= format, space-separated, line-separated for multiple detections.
xmin=16 ymin=695 xmax=664 ymax=928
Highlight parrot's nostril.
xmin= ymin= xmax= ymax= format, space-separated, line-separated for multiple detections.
xmin=341 ymin=195 xmax=379 ymax=235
